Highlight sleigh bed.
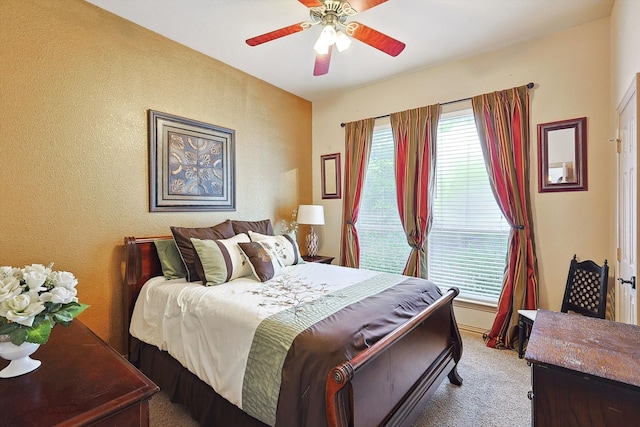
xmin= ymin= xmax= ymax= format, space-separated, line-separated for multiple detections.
xmin=123 ymin=227 xmax=463 ymax=427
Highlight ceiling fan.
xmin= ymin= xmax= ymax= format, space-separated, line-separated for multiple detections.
xmin=245 ymin=0 xmax=406 ymax=76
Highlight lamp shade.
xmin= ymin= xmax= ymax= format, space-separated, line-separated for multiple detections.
xmin=335 ymin=30 xmax=352 ymax=52
xmin=297 ymin=205 xmax=325 ymax=225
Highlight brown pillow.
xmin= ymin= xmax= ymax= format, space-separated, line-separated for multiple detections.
xmin=231 ymin=219 xmax=274 ymax=236
xmin=170 ymin=220 xmax=235 ymax=282
xmin=238 ymin=241 xmax=283 ymax=282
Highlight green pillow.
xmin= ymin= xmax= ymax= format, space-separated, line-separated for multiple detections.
xmin=154 ymin=239 xmax=187 ymax=280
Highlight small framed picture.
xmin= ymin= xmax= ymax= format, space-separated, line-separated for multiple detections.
xmin=321 ymin=153 xmax=341 ymax=199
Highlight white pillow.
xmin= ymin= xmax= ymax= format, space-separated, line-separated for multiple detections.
xmin=248 ymin=231 xmax=303 ymax=266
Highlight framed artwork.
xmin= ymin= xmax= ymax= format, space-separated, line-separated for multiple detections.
xmin=537 ymin=117 xmax=587 ymax=193
xmin=321 ymin=153 xmax=341 ymax=199
xmin=148 ymin=110 xmax=235 ymax=212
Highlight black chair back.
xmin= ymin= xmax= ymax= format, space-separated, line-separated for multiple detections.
xmin=560 ymin=254 xmax=608 ymax=319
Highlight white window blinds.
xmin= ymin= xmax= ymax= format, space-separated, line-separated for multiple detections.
xmin=427 ymin=109 xmax=509 ymax=301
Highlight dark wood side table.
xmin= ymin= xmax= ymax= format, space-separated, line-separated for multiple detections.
xmin=302 ymin=255 xmax=335 ymax=264
xmin=0 ymin=320 xmax=158 ymax=426
xmin=525 ymin=310 xmax=640 ymax=427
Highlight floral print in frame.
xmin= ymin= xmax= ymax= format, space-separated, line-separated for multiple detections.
xmin=148 ymin=110 xmax=235 ymax=212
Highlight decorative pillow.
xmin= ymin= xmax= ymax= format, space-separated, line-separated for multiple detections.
xmin=190 ymin=233 xmax=252 ymax=286
xmin=231 ymin=219 xmax=274 ymax=236
xmin=153 ymin=239 xmax=187 ymax=280
xmin=248 ymin=231 xmax=302 ymax=266
xmin=170 ymin=221 xmax=235 ymax=282
xmin=238 ymin=241 xmax=284 ymax=282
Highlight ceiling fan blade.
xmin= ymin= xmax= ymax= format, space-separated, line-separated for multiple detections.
xmin=345 ymin=22 xmax=405 ymax=56
xmin=348 ymin=0 xmax=389 ymax=13
xmin=313 ymin=47 xmax=332 ymax=76
xmin=298 ymin=0 xmax=323 ymax=7
xmin=246 ymin=23 xmax=308 ymax=46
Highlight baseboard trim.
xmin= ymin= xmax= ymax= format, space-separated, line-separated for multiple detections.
xmin=454 ymin=299 xmax=497 ymax=312
xmin=457 ymin=323 xmax=486 ymax=336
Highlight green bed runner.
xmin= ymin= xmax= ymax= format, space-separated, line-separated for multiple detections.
xmin=242 ymin=273 xmax=402 ymax=426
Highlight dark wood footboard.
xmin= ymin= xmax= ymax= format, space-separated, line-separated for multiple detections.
xmin=326 ymin=288 xmax=462 ymax=427
xmin=124 ymin=236 xmax=463 ymax=427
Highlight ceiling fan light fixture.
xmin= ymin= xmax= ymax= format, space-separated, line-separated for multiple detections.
xmin=319 ymin=24 xmax=337 ymax=44
xmin=314 ymin=24 xmax=337 ymax=54
xmin=335 ymin=30 xmax=352 ymax=52
xmin=313 ymin=38 xmax=330 ymax=54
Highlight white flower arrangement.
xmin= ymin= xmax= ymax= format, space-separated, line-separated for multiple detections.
xmin=0 ymin=263 xmax=89 ymax=346
xmin=279 ymin=209 xmax=299 ymax=236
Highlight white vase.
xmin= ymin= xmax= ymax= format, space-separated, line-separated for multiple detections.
xmin=0 ymin=340 xmax=41 ymax=378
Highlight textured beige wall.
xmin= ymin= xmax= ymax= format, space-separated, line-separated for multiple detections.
xmin=611 ymin=0 xmax=640 ymax=104
xmin=312 ymin=18 xmax=613 ymax=328
xmin=0 ymin=0 xmax=312 ymax=352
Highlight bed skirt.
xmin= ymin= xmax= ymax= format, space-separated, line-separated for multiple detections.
xmin=132 ymin=338 xmax=268 ymax=427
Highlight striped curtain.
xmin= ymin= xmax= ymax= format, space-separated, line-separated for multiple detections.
xmin=340 ymin=118 xmax=375 ymax=268
xmin=390 ymin=104 xmax=440 ymax=278
xmin=472 ymin=85 xmax=539 ymax=349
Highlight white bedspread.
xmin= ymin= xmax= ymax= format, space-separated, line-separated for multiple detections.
xmin=129 ymin=262 xmax=383 ymax=410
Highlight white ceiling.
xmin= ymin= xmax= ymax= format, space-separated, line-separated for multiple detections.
xmin=85 ymin=0 xmax=614 ymax=102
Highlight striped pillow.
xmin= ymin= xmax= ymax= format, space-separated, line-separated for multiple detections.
xmin=190 ymin=233 xmax=252 ymax=286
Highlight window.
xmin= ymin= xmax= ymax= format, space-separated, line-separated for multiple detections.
xmin=428 ymin=109 xmax=509 ymax=302
xmin=359 ymin=120 xmax=411 ymax=273
xmin=358 ymin=108 xmax=509 ymax=302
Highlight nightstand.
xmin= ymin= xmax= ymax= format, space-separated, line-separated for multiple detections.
xmin=302 ymin=255 xmax=335 ymax=264
xmin=0 ymin=320 xmax=158 ymax=426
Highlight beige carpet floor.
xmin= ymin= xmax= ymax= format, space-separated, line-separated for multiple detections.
xmin=149 ymin=330 xmax=531 ymax=426
xmin=413 ymin=331 xmax=531 ymax=426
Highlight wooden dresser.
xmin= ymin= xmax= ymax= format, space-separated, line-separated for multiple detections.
xmin=0 ymin=320 xmax=158 ymax=426
xmin=525 ymin=310 xmax=640 ymax=427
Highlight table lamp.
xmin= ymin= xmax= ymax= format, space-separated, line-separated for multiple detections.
xmin=296 ymin=205 xmax=325 ymax=257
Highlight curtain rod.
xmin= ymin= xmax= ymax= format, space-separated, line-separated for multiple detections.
xmin=340 ymin=82 xmax=535 ymax=127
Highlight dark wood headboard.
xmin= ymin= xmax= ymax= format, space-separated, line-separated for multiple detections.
xmin=123 ymin=236 xmax=172 ymax=356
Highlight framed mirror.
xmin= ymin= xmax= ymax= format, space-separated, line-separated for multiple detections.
xmin=321 ymin=153 xmax=341 ymax=199
xmin=537 ymin=117 xmax=587 ymax=193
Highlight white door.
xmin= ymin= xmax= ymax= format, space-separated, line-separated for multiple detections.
xmin=616 ymin=77 xmax=638 ymax=325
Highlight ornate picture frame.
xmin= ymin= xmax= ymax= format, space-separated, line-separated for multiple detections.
xmin=321 ymin=153 xmax=341 ymax=199
xmin=148 ymin=110 xmax=235 ymax=212
xmin=537 ymin=117 xmax=587 ymax=193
